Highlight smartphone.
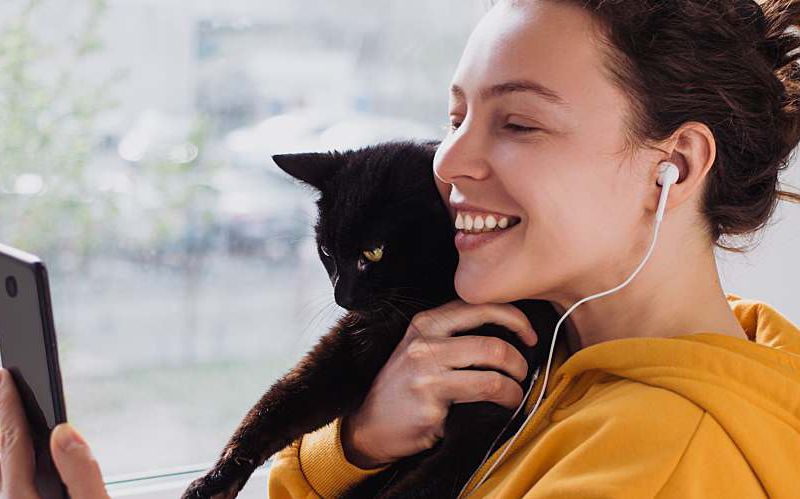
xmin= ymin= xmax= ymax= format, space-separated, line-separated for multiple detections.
xmin=0 ymin=243 xmax=69 ymax=499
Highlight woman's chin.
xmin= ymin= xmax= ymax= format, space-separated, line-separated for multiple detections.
xmin=454 ymin=266 xmax=502 ymax=304
xmin=454 ymin=259 xmax=541 ymax=304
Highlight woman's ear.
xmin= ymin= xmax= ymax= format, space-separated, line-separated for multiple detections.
xmin=657 ymin=121 xmax=716 ymax=211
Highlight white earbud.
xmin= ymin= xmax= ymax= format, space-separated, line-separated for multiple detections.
xmin=459 ymin=160 xmax=682 ymax=498
xmin=655 ymin=161 xmax=680 ymax=222
xmin=657 ymin=161 xmax=680 ymax=187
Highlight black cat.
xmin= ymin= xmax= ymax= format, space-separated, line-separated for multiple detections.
xmin=181 ymin=140 xmax=560 ymax=499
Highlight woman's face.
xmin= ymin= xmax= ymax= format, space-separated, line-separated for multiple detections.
xmin=434 ymin=0 xmax=660 ymax=306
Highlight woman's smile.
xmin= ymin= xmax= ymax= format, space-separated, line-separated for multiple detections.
xmin=454 ymin=221 xmax=522 ymax=251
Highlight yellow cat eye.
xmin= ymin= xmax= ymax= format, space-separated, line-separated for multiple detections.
xmin=362 ymin=246 xmax=384 ymax=263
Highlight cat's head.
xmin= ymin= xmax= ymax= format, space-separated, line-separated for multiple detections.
xmin=273 ymin=140 xmax=457 ymax=315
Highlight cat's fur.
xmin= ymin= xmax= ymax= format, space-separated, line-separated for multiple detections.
xmin=181 ymin=140 xmax=561 ymax=499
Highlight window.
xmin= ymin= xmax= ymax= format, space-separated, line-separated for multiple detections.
xmin=0 ymin=0 xmax=482 ymax=491
xmin=2 ymin=0 xmax=798 ymax=496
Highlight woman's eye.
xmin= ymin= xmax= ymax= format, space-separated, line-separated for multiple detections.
xmin=505 ymin=123 xmax=538 ymax=133
xmin=444 ymin=119 xmax=538 ymax=134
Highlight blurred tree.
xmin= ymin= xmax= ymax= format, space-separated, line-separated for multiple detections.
xmin=118 ymin=115 xmax=220 ymax=262
xmin=0 ymin=0 xmax=119 ymax=268
xmin=131 ymin=115 xmax=221 ymax=364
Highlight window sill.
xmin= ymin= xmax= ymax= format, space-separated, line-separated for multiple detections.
xmin=105 ymin=459 xmax=272 ymax=498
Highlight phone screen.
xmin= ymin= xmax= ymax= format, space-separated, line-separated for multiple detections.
xmin=0 ymin=243 xmax=69 ymax=498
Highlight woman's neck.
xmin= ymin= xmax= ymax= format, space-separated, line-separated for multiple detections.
xmin=548 ymin=234 xmax=748 ymax=355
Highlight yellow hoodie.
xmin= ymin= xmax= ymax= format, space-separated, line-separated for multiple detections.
xmin=267 ymin=294 xmax=800 ymax=498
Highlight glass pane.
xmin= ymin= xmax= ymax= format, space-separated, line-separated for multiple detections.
xmin=0 ymin=0 xmax=482 ymax=476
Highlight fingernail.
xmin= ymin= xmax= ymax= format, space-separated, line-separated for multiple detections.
xmin=57 ymin=423 xmax=88 ymax=453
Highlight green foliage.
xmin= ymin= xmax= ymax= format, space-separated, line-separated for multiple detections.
xmin=0 ymin=0 xmax=221 ymax=269
xmin=124 ymin=115 xmax=222 ymax=259
xmin=0 ymin=0 xmax=117 ymax=262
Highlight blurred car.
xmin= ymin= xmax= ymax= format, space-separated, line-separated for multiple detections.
xmin=224 ymin=106 xmax=442 ymax=167
xmin=212 ymin=166 xmax=314 ymax=262
xmin=216 ymin=106 xmax=442 ymax=262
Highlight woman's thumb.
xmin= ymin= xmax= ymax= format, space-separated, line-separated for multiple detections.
xmin=50 ymin=423 xmax=110 ymax=499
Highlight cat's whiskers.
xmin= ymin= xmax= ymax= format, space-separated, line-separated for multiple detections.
xmin=297 ymin=294 xmax=336 ymax=327
xmin=383 ymin=286 xmax=439 ymax=307
xmin=388 ymin=294 xmax=436 ymax=309
xmin=383 ymin=291 xmax=452 ymax=335
xmin=298 ymin=291 xmax=335 ymax=315
xmin=299 ymin=299 xmax=339 ymax=344
xmin=377 ymin=298 xmax=409 ymax=322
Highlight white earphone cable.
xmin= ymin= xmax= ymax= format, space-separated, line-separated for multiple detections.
xmin=457 ymin=168 xmax=675 ymax=498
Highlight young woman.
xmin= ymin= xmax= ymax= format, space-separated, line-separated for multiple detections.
xmin=0 ymin=0 xmax=798 ymax=498
xmin=268 ymin=0 xmax=800 ymax=497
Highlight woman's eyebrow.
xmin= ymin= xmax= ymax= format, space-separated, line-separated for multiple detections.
xmin=450 ymin=79 xmax=570 ymax=108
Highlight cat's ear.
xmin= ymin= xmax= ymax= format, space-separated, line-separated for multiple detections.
xmin=271 ymin=151 xmax=341 ymax=190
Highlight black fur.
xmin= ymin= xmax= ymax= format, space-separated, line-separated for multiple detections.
xmin=181 ymin=140 xmax=560 ymax=499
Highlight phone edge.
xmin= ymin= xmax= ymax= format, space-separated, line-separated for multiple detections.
xmin=32 ymin=261 xmax=68 ymax=424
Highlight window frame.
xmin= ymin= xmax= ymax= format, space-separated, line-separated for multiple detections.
xmin=104 ymin=460 xmax=272 ymax=498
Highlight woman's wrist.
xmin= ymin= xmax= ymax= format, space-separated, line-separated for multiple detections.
xmin=340 ymin=413 xmax=391 ymax=469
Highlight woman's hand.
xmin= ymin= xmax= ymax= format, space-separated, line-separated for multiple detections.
xmin=0 ymin=368 xmax=110 ymax=498
xmin=341 ymin=299 xmax=538 ymax=468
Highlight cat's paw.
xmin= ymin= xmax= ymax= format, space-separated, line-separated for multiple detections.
xmin=181 ymin=476 xmax=239 ymax=499
xmin=180 ymin=475 xmax=221 ymax=499
xmin=180 ymin=457 xmax=255 ymax=499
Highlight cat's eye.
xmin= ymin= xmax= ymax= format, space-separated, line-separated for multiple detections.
xmin=362 ymin=245 xmax=384 ymax=263
xmin=320 ymin=245 xmax=331 ymax=257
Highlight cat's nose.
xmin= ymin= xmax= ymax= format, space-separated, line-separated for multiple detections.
xmin=334 ymin=284 xmax=358 ymax=310
xmin=335 ymin=283 xmax=373 ymax=311
xmin=335 ymin=291 xmax=355 ymax=310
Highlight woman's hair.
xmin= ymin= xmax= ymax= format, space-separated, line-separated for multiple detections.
xmin=491 ymin=0 xmax=800 ymax=252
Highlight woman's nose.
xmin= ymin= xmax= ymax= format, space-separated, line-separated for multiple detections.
xmin=433 ymin=122 xmax=492 ymax=185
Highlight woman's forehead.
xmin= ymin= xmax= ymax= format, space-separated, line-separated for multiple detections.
xmin=451 ymin=0 xmax=612 ymax=113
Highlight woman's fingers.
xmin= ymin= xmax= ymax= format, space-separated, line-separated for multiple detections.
xmin=50 ymin=423 xmax=110 ymax=499
xmin=412 ymin=336 xmax=529 ymax=383
xmin=401 ymin=299 xmax=537 ymax=411
xmin=407 ymin=300 xmax=538 ymax=347
xmin=0 ymin=369 xmax=110 ymax=499
xmin=438 ymin=370 xmax=525 ymax=410
xmin=0 ymin=368 xmax=38 ymax=498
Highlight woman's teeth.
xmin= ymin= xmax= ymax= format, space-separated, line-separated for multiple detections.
xmin=454 ymin=212 xmax=516 ymax=233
